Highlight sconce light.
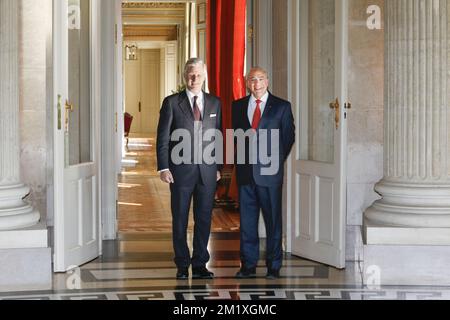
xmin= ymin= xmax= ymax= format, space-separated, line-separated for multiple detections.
xmin=125 ymin=44 xmax=138 ymax=61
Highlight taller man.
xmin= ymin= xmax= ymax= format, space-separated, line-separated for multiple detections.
xmin=157 ymin=58 xmax=222 ymax=280
xmin=232 ymin=67 xmax=295 ymax=279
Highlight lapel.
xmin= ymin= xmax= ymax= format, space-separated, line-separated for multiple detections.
xmin=260 ymin=92 xmax=275 ymax=123
xmin=203 ymin=92 xmax=213 ymax=120
xmin=178 ymin=91 xmax=194 ymax=121
xmin=241 ymin=96 xmax=251 ymax=129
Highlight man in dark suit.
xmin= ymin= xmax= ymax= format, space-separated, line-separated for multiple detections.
xmin=232 ymin=67 xmax=295 ymax=279
xmin=157 ymin=58 xmax=222 ymax=280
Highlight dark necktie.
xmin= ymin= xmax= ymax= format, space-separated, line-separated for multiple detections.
xmin=193 ymin=96 xmax=202 ymax=121
xmin=252 ymin=99 xmax=262 ymax=129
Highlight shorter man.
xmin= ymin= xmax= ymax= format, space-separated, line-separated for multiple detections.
xmin=232 ymin=67 xmax=295 ymax=279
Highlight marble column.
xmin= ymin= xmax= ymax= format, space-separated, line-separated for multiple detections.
xmin=0 ymin=0 xmax=40 ymax=230
xmin=364 ymin=0 xmax=450 ymax=244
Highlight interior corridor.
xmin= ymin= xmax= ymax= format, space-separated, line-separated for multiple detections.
xmin=118 ymin=135 xmax=241 ymax=233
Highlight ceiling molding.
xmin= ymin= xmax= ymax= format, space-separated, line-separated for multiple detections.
xmin=122 ymin=2 xmax=186 ymax=9
xmin=123 ymin=14 xmax=185 ymax=20
xmin=123 ymin=25 xmax=178 ymax=41
xmin=122 ymin=2 xmax=187 ymax=28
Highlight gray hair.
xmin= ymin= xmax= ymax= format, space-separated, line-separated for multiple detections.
xmin=184 ymin=58 xmax=206 ymax=77
xmin=246 ymin=67 xmax=269 ymax=80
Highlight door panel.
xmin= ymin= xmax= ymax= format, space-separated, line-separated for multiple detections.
xmin=317 ymin=177 xmax=334 ymax=244
xmin=124 ymin=58 xmax=141 ymax=133
xmin=125 ymin=49 xmax=161 ymax=134
xmin=141 ymin=50 xmax=161 ymax=134
xmin=53 ymin=0 xmax=100 ymax=272
xmin=65 ymin=180 xmax=79 ymax=249
xmin=291 ymin=0 xmax=348 ymax=269
xmin=82 ymin=177 xmax=95 ymax=244
xmin=298 ymin=174 xmax=312 ymax=239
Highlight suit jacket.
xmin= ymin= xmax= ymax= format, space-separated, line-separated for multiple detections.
xmin=232 ymin=92 xmax=295 ymax=187
xmin=157 ymin=90 xmax=222 ymax=187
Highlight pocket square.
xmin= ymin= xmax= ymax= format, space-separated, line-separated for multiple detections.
xmin=210 ymin=114 xmax=217 ymax=118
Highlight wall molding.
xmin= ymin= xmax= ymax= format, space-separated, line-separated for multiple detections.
xmin=122 ymin=2 xmax=185 ymax=10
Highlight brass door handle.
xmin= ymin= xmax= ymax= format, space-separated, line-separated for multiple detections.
xmin=65 ymin=100 xmax=74 ymax=112
xmin=65 ymin=100 xmax=74 ymax=132
xmin=329 ymin=98 xmax=340 ymax=130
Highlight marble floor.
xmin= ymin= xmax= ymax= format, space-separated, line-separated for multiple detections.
xmin=3 ymin=230 xmax=450 ymax=300
xmin=2 ymin=136 xmax=450 ymax=301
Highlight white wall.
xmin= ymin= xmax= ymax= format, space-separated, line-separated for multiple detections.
xmin=19 ymin=0 xmax=53 ymax=225
xmin=101 ymin=0 xmax=120 ymax=240
xmin=271 ymin=0 xmax=287 ymax=100
xmin=271 ymin=0 xmax=289 ymax=245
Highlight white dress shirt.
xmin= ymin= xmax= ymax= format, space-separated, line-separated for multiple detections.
xmin=248 ymin=91 xmax=269 ymax=125
xmin=186 ymin=89 xmax=205 ymax=118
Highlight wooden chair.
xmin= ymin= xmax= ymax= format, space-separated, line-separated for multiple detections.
xmin=124 ymin=112 xmax=133 ymax=147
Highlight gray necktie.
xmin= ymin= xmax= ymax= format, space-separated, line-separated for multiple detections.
xmin=193 ymin=96 xmax=202 ymax=121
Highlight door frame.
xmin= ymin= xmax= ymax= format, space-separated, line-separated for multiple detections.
xmin=53 ymin=0 xmax=102 ymax=270
xmin=285 ymin=0 xmax=299 ymax=253
xmin=286 ymin=0 xmax=348 ymax=265
xmin=103 ymin=3 xmax=182 ymax=238
xmin=100 ymin=0 xmax=122 ymax=240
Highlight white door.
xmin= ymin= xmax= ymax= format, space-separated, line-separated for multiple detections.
xmin=125 ymin=49 xmax=161 ymax=134
xmin=291 ymin=0 xmax=349 ymax=269
xmin=140 ymin=50 xmax=161 ymax=134
xmin=124 ymin=56 xmax=142 ymax=133
xmin=53 ymin=0 xmax=101 ymax=272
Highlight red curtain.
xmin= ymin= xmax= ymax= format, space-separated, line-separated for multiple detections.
xmin=207 ymin=0 xmax=246 ymax=201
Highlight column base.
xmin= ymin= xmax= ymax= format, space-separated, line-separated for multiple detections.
xmin=364 ymin=219 xmax=450 ymax=245
xmin=0 ymin=221 xmax=48 ymax=249
xmin=364 ymin=180 xmax=450 ymax=228
xmin=0 ymin=223 xmax=51 ymax=292
xmin=363 ymin=245 xmax=450 ymax=286
xmin=0 ymin=184 xmax=40 ymax=230
xmin=0 ymin=247 xmax=52 ymax=292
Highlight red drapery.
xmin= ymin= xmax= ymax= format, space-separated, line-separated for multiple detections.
xmin=207 ymin=0 xmax=247 ymax=201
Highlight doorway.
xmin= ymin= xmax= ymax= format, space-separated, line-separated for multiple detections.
xmin=124 ymin=48 xmax=161 ymax=135
xmin=118 ymin=1 xmax=240 ymax=237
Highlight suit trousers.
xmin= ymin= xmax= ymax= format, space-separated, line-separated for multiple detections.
xmin=239 ymin=183 xmax=283 ymax=271
xmin=170 ymin=166 xmax=216 ymax=269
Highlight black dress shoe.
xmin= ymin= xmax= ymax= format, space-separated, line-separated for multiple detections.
xmin=176 ymin=268 xmax=189 ymax=280
xmin=235 ymin=267 xmax=257 ymax=279
xmin=266 ymin=269 xmax=280 ymax=280
xmin=192 ymin=266 xmax=214 ymax=279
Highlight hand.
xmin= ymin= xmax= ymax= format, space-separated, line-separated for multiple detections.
xmin=160 ymin=170 xmax=175 ymax=184
xmin=217 ymin=171 xmax=221 ymax=182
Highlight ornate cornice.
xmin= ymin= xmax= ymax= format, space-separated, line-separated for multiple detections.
xmin=122 ymin=2 xmax=186 ymax=9
xmin=123 ymin=25 xmax=178 ymax=41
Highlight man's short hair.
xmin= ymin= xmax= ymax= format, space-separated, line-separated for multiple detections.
xmin=184 ymin=58 xmax=205 ymax=77
xmin=246 ymin=67 xmax=269 ymax=80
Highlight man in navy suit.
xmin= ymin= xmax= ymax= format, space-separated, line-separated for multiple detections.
xmin=157 ymin=58 xmax=222 ymax=280
xmin=232 ymin=67 xmax=295 ymax=279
